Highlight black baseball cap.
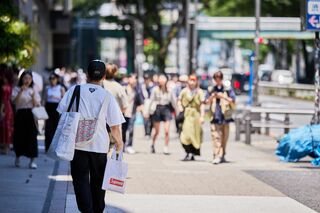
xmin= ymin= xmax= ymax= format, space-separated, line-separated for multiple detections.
xmin=87 ymin=60 xmax=106 ymax=81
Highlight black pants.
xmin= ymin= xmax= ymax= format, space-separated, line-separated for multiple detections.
xmin=45 ymin=102 xmax=60 ymax=152
xmin=144 ymin=117 xmax=152 ymax=136
xmin=13 ymin=109 xmax=38 ymax=158
xmin=71 ymin=150 xmax=107 ymax=213
xmin=122 ymin=115 xmax=136 ymax=147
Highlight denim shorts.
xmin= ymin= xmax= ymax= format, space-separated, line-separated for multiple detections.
xmin=152 ymin=105 xmax=172 ymax=122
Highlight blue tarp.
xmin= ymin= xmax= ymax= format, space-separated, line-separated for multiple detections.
xmin=275 ymin=125 xmax=320 ymax=166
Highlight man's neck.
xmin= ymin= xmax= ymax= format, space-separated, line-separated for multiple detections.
xmin=88 ymin=80 xmax=102 ymax=86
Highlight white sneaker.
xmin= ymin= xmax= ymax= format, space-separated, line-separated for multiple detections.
xmin=126 ymin=147 xmax=136 ymax=154
xmin=163 ymin=146 xmax=169 ymax=155
xmin=29 ymin=162 xmax=37 ymax=169
xmin=212 ymin=157 xmax=222 ymax=165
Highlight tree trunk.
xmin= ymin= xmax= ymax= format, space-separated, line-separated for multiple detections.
xmin=158 ymin=53 xmax=166 ymax=73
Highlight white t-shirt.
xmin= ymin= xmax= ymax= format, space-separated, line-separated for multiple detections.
xmin=57 ymin=83 xmax=125 ymax=153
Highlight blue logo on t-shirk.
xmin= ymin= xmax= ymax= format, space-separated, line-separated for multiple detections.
xmin=89 ymin=88 xmax=96 ymax=93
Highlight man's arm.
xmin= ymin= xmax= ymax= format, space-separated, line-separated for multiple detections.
xmin=110 ymin=125 xmax=124 ymax=152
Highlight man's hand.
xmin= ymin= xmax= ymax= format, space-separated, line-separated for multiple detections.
xmin=110 ymin=125 xmax=124 ymax=152
xmin=216 ymin=92 xmax=224 ymax=99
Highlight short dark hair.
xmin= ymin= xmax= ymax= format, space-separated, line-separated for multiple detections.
xmin=18 ymin=70 xmax=34 ymax=88
xmin=213 ymin=71 xmax=223 ymax=80
xmin=87 ymin=60 xmax=106 ymax=81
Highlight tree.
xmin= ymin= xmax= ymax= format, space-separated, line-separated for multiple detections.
xmin=204 ymin=0 xmax=300 ymax=17
xmin=0 ymin=0 xmax=36 ymax=68
xmin=203 ymin=0 xmax=307 ymax=78
xmin=115 ymin=0 xmax=187 ymax=73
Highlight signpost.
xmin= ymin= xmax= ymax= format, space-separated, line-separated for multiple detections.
xmin=306 ymin=0 xmax=320 ymax=30
xmin=306 ymin=0 xmax=320 ymax=124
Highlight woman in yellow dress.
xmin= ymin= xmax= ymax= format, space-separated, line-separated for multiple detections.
xmin=178 ymin=75 xmax=205 ymax=161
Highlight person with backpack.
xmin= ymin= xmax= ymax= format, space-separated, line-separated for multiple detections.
xmin=207 ymin=71 xmax=236 ymax=165
xmin=57 ymin=60 xmax=125 ymax=213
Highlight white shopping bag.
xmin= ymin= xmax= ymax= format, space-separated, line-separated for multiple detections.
xmin=102 ymin=150 xmax=128 ymax=194
xmin=48 ymin=111 xmax=80 ymax=161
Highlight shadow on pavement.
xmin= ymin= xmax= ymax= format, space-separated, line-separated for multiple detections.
xmin=245 ymin=170 xmax=320 ymax=212
xmin=106 ymin=205 xmax=131 ymax=213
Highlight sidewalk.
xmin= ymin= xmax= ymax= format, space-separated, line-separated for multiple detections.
xmin=0 ymin=139 xmax=70 ymax=213
xmin=66 ymin=123 xmax=318 ymax=213
xmin=0 ymin=123 xmax=318 ymax=213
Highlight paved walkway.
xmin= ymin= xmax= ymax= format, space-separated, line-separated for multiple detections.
xmin=0 ymin=123 xmax=319 ymax=213
xmin=66 ymin=123 xmax=318 ymax=213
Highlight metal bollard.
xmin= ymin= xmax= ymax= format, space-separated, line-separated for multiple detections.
xmin=284 ymin=113 xmax=290 ymax=134
xmin=245 ymin=115 xmax=251 ymax=145
xmin=265 ymin=112 xmax=270 ymax=135
xmin=235 ymin=115 xmax=241 ymax=141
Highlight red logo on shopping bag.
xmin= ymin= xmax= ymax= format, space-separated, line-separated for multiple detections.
xmin=109 ymin=178 xmax=124 ymax=187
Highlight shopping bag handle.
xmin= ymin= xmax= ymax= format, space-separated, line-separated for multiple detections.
xmin=111 ymin=148 xmax=123 ymax=161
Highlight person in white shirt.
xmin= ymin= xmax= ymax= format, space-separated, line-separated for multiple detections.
xmin=43 ymin=73 xmax=65 ymax=152
xmin=57 ymin=60 xmax=125 ymax=213
xmin=11 ymin=71 xmax=41 ymax=169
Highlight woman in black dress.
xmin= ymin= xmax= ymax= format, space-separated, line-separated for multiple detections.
xmin=11 ymin=71 xmax=41 ymax=169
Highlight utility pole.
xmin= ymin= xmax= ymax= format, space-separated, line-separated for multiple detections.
xmin=186 ymin=0 xmax=198 ymax=75
xmin=253 ymin=0 xmax=261 ymax=105
xmin=312 ymin=32 xmax=320 ymax=124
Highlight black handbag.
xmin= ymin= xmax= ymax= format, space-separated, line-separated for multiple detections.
xmin=176 ymin=95 xmax=195 ymax=125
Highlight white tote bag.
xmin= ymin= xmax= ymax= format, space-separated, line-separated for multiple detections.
xmin=102 ymin=150 xmax=128 ymax=194
xmin=48 ymin=85 xmax=81 ymax=161
xmin=32 ymin=106 xmax=49 ymax=120
xmin=48 ymin=112 xmax=80 ymax=161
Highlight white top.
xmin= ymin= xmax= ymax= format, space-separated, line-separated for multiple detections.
xmin=103 ymin=80 xmax=128 ymax=110
xmin=124 ymin=85 xmax=136 ymax=118
xmin=150 ymin=86 xmax=176 ymax=106
xmin=57 ymin=84 xmax=125 ymax=153
xmin=46 ymin=84 xmax=63 ymax=103
xmin=11 ymin=87 xmax=41 ymax=110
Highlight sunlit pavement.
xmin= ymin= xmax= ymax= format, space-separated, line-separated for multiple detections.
xmin=0 ymin=109 xmax=319 ymax=212
xmin=65 ymin=122 xmax=318 ymax=213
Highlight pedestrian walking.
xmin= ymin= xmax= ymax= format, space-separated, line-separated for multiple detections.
xmin=0 ymin=66 xmax=14 ymax=154
xmin=179 ymin=75 xmax=205 ymax=161
xmin=174 ymin=74 xmax=188 ymax=133
xmin=149 ymin=74 xmax=176 ymax=154
xmin=141 ymin=73 xmax=156 ymax=138
xmin=103 ymin=63 xmax=128 ymax=113
xmin=57 ymin=60 xmax=125 ymax=213
xmin=11 ymin=71 xmax=41 ymax=169
xmin=123 ymin=74 xmax=144 ymax=154
xmin=43 ymin=73 xmax=65 ymax=152
xmin=103 ymin=63 xmax=128 ymax=150
xmin=207 ymin=71 xmax=236 ymax=164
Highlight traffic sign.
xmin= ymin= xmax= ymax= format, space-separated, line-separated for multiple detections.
xmin=306 ymin=0 xmax=320 ymax=30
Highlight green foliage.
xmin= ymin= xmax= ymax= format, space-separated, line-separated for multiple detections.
xmin=0 ymin=1 xmax=36 ymax=68
xmin=73 ymin=0 xmax=108 ymax=16
xmin=143 ymin=38 xmax=160 ymax=64
xmin=204 ymin=0 xmax=301 ymax=17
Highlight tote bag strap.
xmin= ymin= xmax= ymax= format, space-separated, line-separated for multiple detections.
xmin=67 ymin=85 xmax=80 ymax=112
